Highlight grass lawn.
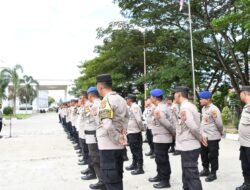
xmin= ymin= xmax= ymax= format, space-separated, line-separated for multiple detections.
xmin=3 ymin=114 xmax=32 ymax=120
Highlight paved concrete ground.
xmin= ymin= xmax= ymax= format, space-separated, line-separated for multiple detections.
xmin=0 ymin=113 xmax=244 ymax=190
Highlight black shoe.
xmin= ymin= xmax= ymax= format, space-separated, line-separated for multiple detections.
xmin=143 ymin=139 xmax=148 ymax=143
xmin=131 ymin=167 xmax=144 ymax=175
xmin=81 ymin=173 xmax=97 ymax=180
xmin=78 ymin=160 xmax=88 ymax=165
xmin=81 ymin=168 xmax=90 ymax=175
xmin=125 ymin=164 xmax=137 ymax=171
xmin=74 ymin=146 xmax=80 ymax=150
xmin=205 ymin=173 xmax=217 ymax=182
xmin=79 ymin=158 xmax=84 ymax=162
xmin=150 ymin=154 xmax=155 ymax=159
xmin=76 ymin=150 xmax=82 ymax=154
xmin=145 ymin=151 xmax=153 ymax=156
xmin=200 ymin=168 xmax=210 ymax=177
xmin=173 ymin=151 xmax=181 ymax=156
xmin=89 ymin=181 xmax=105 ymax=189
xmin=236 ymin=183 xmax=250 ymax=190
xmin=149 ymin=176 xmax=161 ymax=183
xmin=153 ymin=181 xmax=171 ymax=189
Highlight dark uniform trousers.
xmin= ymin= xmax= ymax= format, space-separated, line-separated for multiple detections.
xmin=79 ymin=138 xmax=89 ymax=161
xmin=240 ymin=146 xmax=250 ymax=184
xmin=154 ymin=143 xmax=171 ymax=181
xmin=127 ymin=132 xmax=143 ymax=167
xmin=146 ymin=129 xmax=154 ymax=152
xmin=99 ymin=149 xmax=124 ymax=190
xmin=181 ymin=148 xmax=202 ymax=190
xmin=201 ymin=140 xmax=220 ymax=173
xmin=0 ymin=118 xmax=2 ymax=133
xmin=88 ymin=143 xmax=104 ymax=183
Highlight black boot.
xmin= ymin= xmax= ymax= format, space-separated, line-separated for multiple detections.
xmin=205 ymin=172 xmax=217 ymax=182
xmin=78 ymin=160 xmax=88 ymax=165
xmin=89 ymin=181 xmax=106 ymax=189
xmin=131 ymin=165 xmax=144 ymax=175
xmin=125 ymin=161 xmax=137 ymax=171
xmin=153 ymin=180 xmax=171 ymax=189
xmin=236 ymin=183 xmax=250 ymax=190
xmin=149 ymin=175 xmax=161 ymax=183
xmin=145 ymin=150 xmax=153 ymax=156
xmin=173 ymin=150 xmax=181 ymax=156
xmin=81 ymin=167 xmax=91 ymax=175
xmin=199 ymin=168 xmax=210 ymax=177
xmin=81 ymin=173 xmax=97 ymax=180
xmin=150 ymin=153 xmax=156 ymax=159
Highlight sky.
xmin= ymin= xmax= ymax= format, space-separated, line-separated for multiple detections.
xmin=0 ymin=0 xmax=124 ymax=81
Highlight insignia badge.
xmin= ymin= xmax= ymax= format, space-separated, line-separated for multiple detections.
xmin=211 ymin=110 xmax=217 ymax=118
xmin=93 ymin=107 xmax=98 ymax=116
xmin=180 ymin=111 xmax=187 ymax=121
xmin=101 ymin=100 xmax=107 ymax=108
xmin=156 ymin=110 xmax=161 ymax=119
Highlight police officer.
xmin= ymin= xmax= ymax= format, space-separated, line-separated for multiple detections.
xmin=84 ymin=86 xmax=106 ymax=189
xmin=174 ymin=86 xmax=207 ymax=190
xmin=79 ymin=91 xmax=96 ymax=180
xmin=0 ymin=103 xmax=3 ymax=138
xmin=198 ymin=91 xmax=223 ymax=182
xmin=236 ymin=86 xmax=250 ymax=190
xmin=149 ymin=89 xmax=175 ymax=189
xmin=144 ymin=98 xmax=155 ymax=158
xmin=125 ymin=94 xmax=144 ymax=175
xmin=96 ymin=74 xmax=129 ymax=190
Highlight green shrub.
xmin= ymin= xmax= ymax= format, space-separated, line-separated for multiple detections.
xmin=221 ymin=106 xmax=232 ymax=125
xmin=3 ymin=106 xmax=13 ymax=115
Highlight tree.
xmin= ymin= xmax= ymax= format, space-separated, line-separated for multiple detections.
xmin=1 ymin=64 xmax=23 ymax=115
xmin=18 ymin=75 xmax=39 ymax=112
xmin=48 ymin=96 xmax=55 ymax=107
xmin=0 ymin=71 xmax=10 ymax=103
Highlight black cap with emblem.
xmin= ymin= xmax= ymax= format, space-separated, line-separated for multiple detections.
xmin=240 ymin=86 xmax=250 ymax=92
xmin=175 ymin=86 xmax=189 ymax=97
xmin=126 ymin=94 xmax=137 ymax=102
xmin=96 ymin=74 xmax=112 ymax=85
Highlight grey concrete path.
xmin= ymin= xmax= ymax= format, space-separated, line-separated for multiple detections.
xmin=0 ymin=113 xmax=244 ymax=190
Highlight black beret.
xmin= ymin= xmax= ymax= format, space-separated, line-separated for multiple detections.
xmin=165 ymin=95 xmax=174 ymax=100
xmin=126 ymin=94 xmax=137 ymax=101
xmin=81 ymin=90 xmax=87 ymax=96
xmin=175 ymin=86 xmax=189 ymax=94
xmin=240 ymin=86 xmax=250 ymax=92
xmin=96 ymin=74 xmax=112 ymax=84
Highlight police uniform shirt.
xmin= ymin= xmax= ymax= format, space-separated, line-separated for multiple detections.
xmin=145 ymin=105 xmax=156 ymax=130
xmin=239 ymin=103 xmax=250 ymax=147
xmin=176 ymin=100 xmax=201 ymax=151
xmin=97 ymin=91 xmax=129 ymax=150
xmin=201 ymin=103 xmax=223 ymax=140
xmin=85 ymin=98 xmax=101 ymax=144
xmin=152 ymin=102 xmax=175 ymax=144
xmin=127 ymin=102 xmax=144 ymax=134
xmin=70 ymin=106 xmax=78 ymax=127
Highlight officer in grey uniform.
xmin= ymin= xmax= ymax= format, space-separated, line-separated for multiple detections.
xmin=174 ymin=86 xmax=207 ymax=190
xmin=96 ymin=74 xmax=129 ymax=190
xmin=148 ymin=88 xmax=175 ymax=189
xmin=144 ymin=98 xmax=155 ymax=158
xmin=198 ymin=91 xmax=223 ymax=182
xmin=84 ymin=86 xmax=106 ymax=189
xmin=236 ymin=86 xmax=250 ymax=190
xmin=125 ymin=94 xmax=144 ymax=175
xmin=0 ymin=103 xmax=2 ymax=138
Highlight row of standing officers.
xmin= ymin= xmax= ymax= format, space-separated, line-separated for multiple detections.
xmin=58 ymin=74 xmax=250 ymax=190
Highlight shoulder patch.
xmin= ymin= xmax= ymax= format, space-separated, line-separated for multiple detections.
xmin=156 ymin=110 xmax=161 ymax=119
xmin=180 ymin=111 xmax=187 ymax=121
xmin=211 ymin=109 xmax=217 ymax=118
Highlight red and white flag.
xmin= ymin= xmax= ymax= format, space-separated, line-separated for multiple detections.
xmin=179 ymin=0 xmax=184 ymax=11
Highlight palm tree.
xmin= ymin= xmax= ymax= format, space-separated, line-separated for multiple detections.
xmin=18 ymin=75 xmax=39 ymax=112
xmin=1 ymin=64 xmax=23 ymax=115
xmin=0 ymin=71 xmax=10 ymax=103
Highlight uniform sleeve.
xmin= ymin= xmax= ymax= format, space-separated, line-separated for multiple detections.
xmin=157 ymin=109 xmax=175 ymax=135
xmin=182 ymin=109 xmax=201 ymax=141
xmin=92 ymin=104 xmax=100 ymax=126
xmin=133 ymin=106 xmax=144 ymax=131
xmin=211 ymin=108 xmax=223 ymax=135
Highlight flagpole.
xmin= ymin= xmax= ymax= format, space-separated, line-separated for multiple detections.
xmin=188 ymin=0 xmax=196 ymax=103
xmin=143 ymin=30 xmax=147 ymax=101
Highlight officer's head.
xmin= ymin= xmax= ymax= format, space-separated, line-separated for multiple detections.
xmin=145 ymin=98 xmax=151 ymax=108
xmin=174 ymin=86 xmax=189 ymax=104
xmin=150 ymin=89 xmax=164 ymax=105
xmin=198 ymin=91 xmax=212 ymax=106
xmin=80 ymin=91 xmax=88 ymax=103
xmin=126 ymin=94 xmax=136 ymax=106
xmin=165 ymin=95 xmax=174 ymax=106
xmin=87 ymin=87 xmax=99 ymax=103
xmin=240 ymin=86 xmax=250 ymax=103
xmin=96 ymin=74 xmax=112 ymax=97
